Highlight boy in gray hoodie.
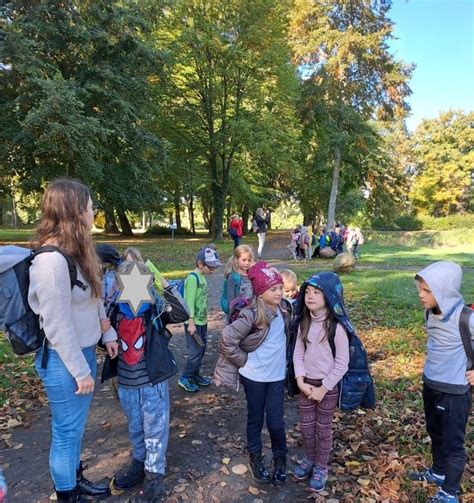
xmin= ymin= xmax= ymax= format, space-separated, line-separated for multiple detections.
xmin=409 ymin=261 xmax=473 ymax=503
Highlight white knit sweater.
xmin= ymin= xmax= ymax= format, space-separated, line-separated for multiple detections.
xmin=28 ymin=251 xmax=116 ymax=380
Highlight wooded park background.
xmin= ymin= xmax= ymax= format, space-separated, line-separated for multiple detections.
xmin=0 ymin=0 xmax=472 ymax=237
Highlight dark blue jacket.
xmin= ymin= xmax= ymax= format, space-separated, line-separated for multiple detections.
xmin=291 ymin=272 xmax=375 ymax=411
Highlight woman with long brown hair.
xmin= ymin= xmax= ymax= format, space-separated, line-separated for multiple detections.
xmin=28 ymin=179 xmax=118 ymax=502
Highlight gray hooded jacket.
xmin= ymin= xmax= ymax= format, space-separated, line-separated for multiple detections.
xmin=417 ymin=261 xmax=474 ymax=394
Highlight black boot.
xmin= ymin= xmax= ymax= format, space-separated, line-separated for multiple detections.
xmin=114 ymin=458 xmax=145 ymax=489
xmin=140 ymin=471 xmax=164 ymax=502
xmin=77 ymin=462 xmax=110 ymax=499
xmin=272 ymin=455 xmax=287 ymax=485
xmin=56 ymin=486 xmax=84 ymax=503
xmin=248 ymin=452 xmax=271 ymax=484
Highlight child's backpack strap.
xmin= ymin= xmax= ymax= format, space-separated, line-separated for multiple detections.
xmin=459 ymin=305 xmax=474 ymax=371
xmin=188 ymin=271 xmax=200 ymax=287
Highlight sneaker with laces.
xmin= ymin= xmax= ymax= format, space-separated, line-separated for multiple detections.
xmin=178 ymin=377 xmax=199 ymax=392
xmin=308 ymin=466 xmax=328 ymax=493
xmin=409 ymin=467 xmax=445 ymax=487
xmin=292 ymin=457 xmax=314 ymax=481
xmin=194 ymin=375 xmax=212 ymax=386
xmin=428 ymin=489 xmax=459 ymax=502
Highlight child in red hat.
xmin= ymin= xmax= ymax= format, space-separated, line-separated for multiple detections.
xmin=214 ymin=261 xmax=292 ymax=486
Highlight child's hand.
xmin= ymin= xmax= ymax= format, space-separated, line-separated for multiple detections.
xmin=188 ymin=320 xmax=197 ymax=336
xmin=100 ymin=318 xmax=111 ymax=333
xmin=105 ymin=341 xmax=119 ymax=359
xmin=296 ymin=378 xmax=314 ymax=397
xmin=309 ymin=385 xmax=328 ymax=402
xmin=466 ymin=370 xmax=474 ymax=386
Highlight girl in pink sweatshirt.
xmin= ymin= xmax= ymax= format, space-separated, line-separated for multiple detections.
xmin=292 ymin=273 xmax=350 ymax=493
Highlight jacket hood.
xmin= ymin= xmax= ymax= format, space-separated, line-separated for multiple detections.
xmin=297 ymin=271 xmax=356 ymax=338
xmin=417 ymin=261 xmax=464 ymax=319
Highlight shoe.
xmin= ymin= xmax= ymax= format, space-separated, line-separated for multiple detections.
xmin=178 ymin=377 xmax=199 ymax=392
xmin=292 ymin=457 xmax=314 ymax=481
xmin=308 ymin=466 xmax=328 ymax=493
xmin=409 ymin=467 xmax=444 ymax=487
xmin=248 ymin=452 xmax=271 ymax=485
xmin=194 ymin=375 xmax=212 ymax=386
xmin=427 ymin=489 xmax=459 ymax=502
xmin=56 ymin=487 xmax=84 ymax=503
xmin=140 ymin=471 xmax=164 ymax=502
xmin=272 ymin=455 xmax=287 ymax=486
xmin=114 ymin=459 xmax=145 ymax=489
xmin=77 ymin=462 xmax=110 ymax=499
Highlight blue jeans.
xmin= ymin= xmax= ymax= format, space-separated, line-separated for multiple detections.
xmin=240 ymin=375 xmax=287 ymax=457
xmin=232 ymin=236 xmax=241 ymax=249
xmin=35 ymin=346 xmax=97 ymax=491
xmin=118 ymin=382 xmax=170 ymax=474
xmin=181 ymin=324 xmax=207 ymax=379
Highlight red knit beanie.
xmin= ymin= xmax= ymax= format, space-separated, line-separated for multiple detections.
xmin=248 ymin=261 xmax=283 ymax=296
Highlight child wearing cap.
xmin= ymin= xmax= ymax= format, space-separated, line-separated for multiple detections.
xmin=214 ymin=261 xmax=292 ymax=486
xmin=178 ymin=246 xmax=222 ymax=393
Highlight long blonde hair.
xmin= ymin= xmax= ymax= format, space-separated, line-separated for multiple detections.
xmin=33 ymin=178 xmax=101 ymax=298
xmin=248 ymin=296 xmax=271 ymax=330
xmin=224 ymin=245 xmax=255 ymax=276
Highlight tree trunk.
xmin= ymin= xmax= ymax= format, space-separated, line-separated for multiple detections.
xmin=118 ymin=210 xmax=134 ymax=236
xmin=188 ymin=197 xmax=196 ymax=235
xmin=211 ymin=183 xmax=225 ymax=240
xmin=11 ymin=198 xmax=17 ymax=228
xmin=242 ymin=204 xmax=249 ymax=236
xmin=327 ymin=147 xmax=341 ymax=229
xmin=104 ymin=207 xmax=120 ymax=234
xmin=174 ymin=196 xmax=181 ymax=230
xmin=202 ymin=200 xmax=210 ymax=230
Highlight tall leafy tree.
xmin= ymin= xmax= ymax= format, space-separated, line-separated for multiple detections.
xmin=0 ymin=0 xmax=164 ymax=234
xmin=289 ymin=0 xmax=412 ymax=228
xmin=410 ymin=110 xmax=474 ymax=216
xmin=155 ymin=0 xmax=299 ymax=238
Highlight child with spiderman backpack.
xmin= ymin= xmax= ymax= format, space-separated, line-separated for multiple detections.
xmin=221 ymin=245 xmax=255 ymax=321
xmin=409 ymin=262 xmax=474 ymax=503
xmin=291 ymin=272 xmax=375 ymax=493
xmin=102 ymin=257 xmax=189 ymax=501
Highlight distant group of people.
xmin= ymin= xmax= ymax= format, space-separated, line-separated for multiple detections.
xmin=228 ymin=208 xmax=270 ymax=258
xmin=287 ymin=223 xmax=364 ymax=261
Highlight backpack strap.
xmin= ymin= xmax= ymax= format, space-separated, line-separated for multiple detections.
xmin=459 ymin=305 xmax=473 ymax=371
xmin=32 ymin=246 xmax=87 ymax=291
xmin=188 ymin=271 xmax=200 ymax=288
xmin=31 ymin=246 xmax=87 ymax=369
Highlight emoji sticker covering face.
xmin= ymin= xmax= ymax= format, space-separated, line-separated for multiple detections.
xmin=118 ymin=317 xmax=146 ymax=366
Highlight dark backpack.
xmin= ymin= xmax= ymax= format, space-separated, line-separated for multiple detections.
xmin=325 ymin=323 xmax=375 ymax=412
xmin=0 ymin=245 xmax=86 ymax=367
xmin=228 ymin=296 xmax=253 ymax=324
xmin=460 ymin=304 xmax=474 ymax=370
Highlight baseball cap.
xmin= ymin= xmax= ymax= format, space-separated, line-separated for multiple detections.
xmin=196 ymin=246 xmax=222 ymax=268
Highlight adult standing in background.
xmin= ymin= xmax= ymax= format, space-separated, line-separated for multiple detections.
xmin=254 ymin=208 xmax=270 ymax=259
xmin=28 ymin=178 xmax=119 ymax=503
xmin=229 ymin=214 xmax=243 ymax=249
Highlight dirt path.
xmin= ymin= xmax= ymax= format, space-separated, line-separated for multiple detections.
xmin=3 ymin=235 xmax=468 ymax=502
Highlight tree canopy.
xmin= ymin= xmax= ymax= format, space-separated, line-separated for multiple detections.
xmin=0 ymin=0 xmax=471 ymax=234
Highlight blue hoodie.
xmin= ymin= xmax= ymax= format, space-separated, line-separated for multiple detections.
xmin=417 ymin=261 xmax=474 ymax=394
